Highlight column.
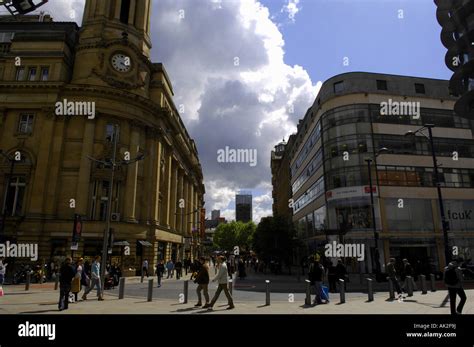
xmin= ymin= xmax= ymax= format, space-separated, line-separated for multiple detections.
xmin=169 ymin=160 xmax=178 ymax=230
xmin=164 ymin=148 xmax=172 ymax=227
xmin=124 ymin=124 xmax=140 ymax=222
xmin=149 ymin=138 xmax=162 ymax=224
xmin=114 ymin=0 xmax=122 ymax=19
xmin=176 ymin=169 xmax=184 ymax=232
xmin=128 ymin=0 xmax=136 ymax=25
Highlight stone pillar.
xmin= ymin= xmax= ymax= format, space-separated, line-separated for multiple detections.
xmin=169 ymin=160 xmax=178 ymax=230
xmin=129 ymin=0 xmax=136 ymax=25
xmin=164 ymin=148 xmax=173 ymax=227
xmin=149 ymin=138 xmax=162 ymax=225
xmin=177 ymin=169 xmax=184 ymax=232
xmin=124 ymin=124 xmax=140 ymax=222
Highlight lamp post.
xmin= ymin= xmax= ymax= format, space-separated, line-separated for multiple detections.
xmin=0 ymin=150 xmax=16 ymax=242
xmin=405 ymin=124 xmax=450 ymax=266
xmin=87 ymin=124 xmax=145 ymax=295
xmin=365 ymin=147 xmax=388 ymax=280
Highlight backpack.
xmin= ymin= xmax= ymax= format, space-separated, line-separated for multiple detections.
xmin=444 ymin=267 xmax=459 ymax=286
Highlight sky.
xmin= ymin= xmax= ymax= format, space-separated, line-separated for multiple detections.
xmin=24 ymin=0 xmax=451 ymax=223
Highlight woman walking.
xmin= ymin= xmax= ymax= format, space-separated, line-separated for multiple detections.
xmin=71 ymin=258 xmax=84 ymax=302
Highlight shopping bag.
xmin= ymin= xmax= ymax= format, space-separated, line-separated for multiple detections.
xmin=321 ymin=285 xmax=329 ymax=302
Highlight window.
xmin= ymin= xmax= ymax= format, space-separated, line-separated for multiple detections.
xmin=28 ymin=67 xmax=37 ymax=81
xmin=105 ymin=124 xmax=120 ymax=143
xmin=120 ymin=0 xmax=131 ymax=24
xmin=333 ymin=81 xmax=344 ymax=93
xmin=41 ymin=67 xmax=49 ymax=81
xmin=385 ymin=199 xmax=434 ymax=231
xmin=90 ymin=180 xmax=121 ymax=220
xmin=18 ymin=114 xmax=34 ymax=134
xmin=2 ymin=176 xmax=26 ymax=217
xmin=15 ymin=67 xmax=25 ymax=81
xmin=415 ymin=83 xmax=425 ymax=94
xmin=376 ymin=80 xmax=387 ymax=91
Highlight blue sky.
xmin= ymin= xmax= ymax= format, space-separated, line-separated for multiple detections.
xmin=262 ymin=0 xmax=450 ymax=83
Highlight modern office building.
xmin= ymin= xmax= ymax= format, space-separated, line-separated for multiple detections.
xmin=435 ymin=0 xmax=474 ymax=119
xmin=271 ymin=136 xmax=294 ymax=223
xmin=236 ymin=192 xmax=252 ymax=223
xmin=286 ymin=72 xmax=474 ymax=273
xmin=0 ymin=1 xmax=205 ymax=273
xmin=211 ymin=209 xmax=220 ymax=221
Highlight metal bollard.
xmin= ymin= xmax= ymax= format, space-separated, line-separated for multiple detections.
xmin=406 ymin=276 xmax=413 ymax=297
xmin=420 ymin=275 xmax=427 ymax=295
xmin=184 ymin=280 xmax=189 ymax=304
xmin=430 ymin=274 xmax=436 ymax=292
xmin=338 ymin=279 xmax=345 ymax=304
xmin=147 ymin=278 xmax=153 ymax=302
xmin=118 ymin=277 xmax=125 ymax=299
xmin=228 ymin=279 xmax=233 ymax=295
xmin=387 ymin=277 xmax=395 ymax=300
xmin=367 ymin=278 xmax=374 ymax=302
xmin=305 ymin=279 xmax=311 ymax=305
xmin=265 ymin=280 xmax=270 ymax=306
xmin=54 ymin=275 xmax=59 ymax=291
xmin=25 ymin=273 xmax=31 ymax=291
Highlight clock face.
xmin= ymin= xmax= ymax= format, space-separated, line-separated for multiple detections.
xmin=111 ymin=53 xmax=131 ymax=72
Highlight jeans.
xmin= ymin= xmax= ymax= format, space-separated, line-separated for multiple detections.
xmin=59 ymin=284 xmax=71 ymax=310
xmin=313 ymin=281 xmax=322 ymax=304
xmin=84 ymin=277 xmax=101 ymax=297
xmin=157 ymin=274 xmax=162 ymax=286
xmin=197 ymin=284 xmax=209 ymax=304
xmin=389 ymin=277 xmax=403 ymax=295
xmin=448 ymin=287 xmax=467 ymax=314
xmin=210 ymin=283 xmax=234 ymax=307
xmin=167 ymin=270 xmax=173 ymax=279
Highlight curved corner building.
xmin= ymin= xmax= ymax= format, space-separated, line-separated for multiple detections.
xmin=288 ymin=72 xmax=474 ymax=273
xmin=435 ymin=0 xmax=474 ymax=118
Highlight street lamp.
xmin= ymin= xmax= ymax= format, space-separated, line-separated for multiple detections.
xmin=87 ymin=124 xmax=146 ymax=296
xmin=365 ymin=147 xmax=389 ymax=280
xmin=0 ymin=150 xmax=16 ymax=242
xmin=404 ymin=124 xmax=450 ymax=266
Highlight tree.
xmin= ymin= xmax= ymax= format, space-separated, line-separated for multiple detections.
xmin=213 ymin=221 xmax=256 ymax=253
xmin=253 ymin=215 xmax=295 ymax=265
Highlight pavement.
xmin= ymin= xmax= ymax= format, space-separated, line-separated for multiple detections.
xmin=0 ymin=267 xmax=473 ymax=314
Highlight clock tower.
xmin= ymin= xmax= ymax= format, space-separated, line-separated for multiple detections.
xmin=71 ymin=0 xmax=153 ymax=94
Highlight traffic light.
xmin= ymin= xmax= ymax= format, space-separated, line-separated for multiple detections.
xmin=435 ymin=0 xmax=474 ymax=119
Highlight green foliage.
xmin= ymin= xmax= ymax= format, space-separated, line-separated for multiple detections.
xmin=212 ymin=221 xmax=256 ymax=252
xmin=253 ymin=215 xmax=295 ymax=265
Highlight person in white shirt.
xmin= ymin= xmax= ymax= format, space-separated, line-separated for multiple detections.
xmin=0 ymin=257 xmax=7 ymax=285
xmin=208 ymin=256 xmax=234 ymax=310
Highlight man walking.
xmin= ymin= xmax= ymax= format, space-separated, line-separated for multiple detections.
xmin=82 ymin=255 xmax=104 ymax=301
xmin=308 ymin=256 xmax=325 ymax=305
xmin=0 ymin=257 xmax=7 ymax=286
xmin=156 ymin=260 xmax=165 ymax=287
xmin=175 ymin=259 xmax=183 ymax=280
xmin=142 ymin=259 xmax=149 ymax=278
xmin=444 ymin=259 xmax=467 ymax=315
xmin=58 ymin=257 xmax=75 ymax=311
xmin=387 ymin=258 xmax=403 ymax=299
xmin=208 ymin=256 xmax=234 ymax=310
xmin=194 ymin=257 xmax=210 ymax=307
xmin=166 ymin=259 xmax=174 ymax=279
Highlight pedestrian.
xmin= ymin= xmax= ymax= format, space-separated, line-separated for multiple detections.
xmin=387 ymin=258 xmax=403 ymax=298
xmin=208 ymin=256 xmax=234 ymax=310
xmin=444 ymin=259 xmax=467 ymax=315
xmin=335 ymin=259 xmax=347 ymax=291
xmin=194 ymin=257 xmax=210 ymax=307
xmin=238 ymin=259 xmax=246 ymax=279
xmin=71 ymin=258 xmax=84 ymax=302
xmin=184 ymin=258 xmax=191 ymax=275
xmin=402 ymin=258 xmax=417 ymax=291
xmin=166 ymin=259 xmax=174 ymax=279
xmin=175 ymin=259 xmax=183 ymax=279
xmin=0 ymin=257 xmax=8 ymax=285
xmin=327 ymin=261 xmax=337 ymax=293
xmin=156 ymin=260 xmax=165 ymax=287
xmin=308 ymin=256 xmax=326 ymax=305
xmin=82 ymin=255 xmax=104 ymax=301
xmin=58 ymin=257 xmax=75 ymax=311
xmin=142 ymin=259 xmax=149 ymax=277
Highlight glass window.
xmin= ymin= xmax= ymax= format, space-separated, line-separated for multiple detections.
xmin=18 ymin=114 xmax=34 ymax=134
xmin=2 ymin=176 xmax=26 ymax=217
xmin=415 ymin=83 xmax=425 ymax=94
xmin=313 ymin=206 xmax=327 ymax=232
xmin=15 ymin=67 xmax=25 ymax=81
xmin=385 ymin=198 xmax=434 ymax=231
xmin=376 ymin=80 xmax=387 ymax=90
xmin=333 ymin=81 xmax=344 ymax=93
xmin=445 ymin=200 xmax=474 ymax=231
xmin=41 ymin=67 xmax=49 ymax=81
xmin=105 ymin=124 xmax=120 ymax=143
xmin=28 ymin=67 xmax=37 ymax=81
xmin=306 ymin=213 xmax=314 ymax=237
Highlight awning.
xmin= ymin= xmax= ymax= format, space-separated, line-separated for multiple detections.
xmin=138 ymin=240 xmax=153 ymax=247
xmin=113 ymin=241 xmax=130 ymax=246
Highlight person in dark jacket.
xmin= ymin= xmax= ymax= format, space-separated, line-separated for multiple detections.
xmin=175 ymin=260 xmax=183 ymax=280
xmin=194 ymin=257 xmax=210 ymax=307
xmin=335 ymin=259 xmax=347 ymax=291
xmin=387 ymin=258 xmax=403 ymax=298
xmin=402 ymin=259 xmax=417 ymax=291
xmin=155 ymin=260 xmax=165 ymax=287
xmin=238 ymin=259 xmax=246 ymax=279
xmin=444 ymin=259 xmax=467 ymax=315
xmin=327 ymin=261 xmax=337 ymax=293
xmin=308 ymin=256 xmax=325 ymax=305
xmin=58 ymin=257 xmax=75 ymax=311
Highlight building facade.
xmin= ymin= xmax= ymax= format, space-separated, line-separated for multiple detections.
xmin=0 ymin=0 xmax=205 ymax=273
xmin=286 ymin=72 xmax=474 ymax=273
xmin=235 ymin=193 xmax=252 ymax=222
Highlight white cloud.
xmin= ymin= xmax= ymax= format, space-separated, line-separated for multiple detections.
xmin=281 ymin=0 xmax=301 ymax=23
xmin=40 ymin=0 xmax=85 ymax=23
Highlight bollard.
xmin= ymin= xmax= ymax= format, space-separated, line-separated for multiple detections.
xmin=430 ymin=274 xmax=436 ymax=292
xmin=54 ymin=275 xmax=59 ymax=291
xmin=338 ymin=279 xmax=345 ymax=304
xmin=387 ymin=277 xmax=395 ymax=300
xmin=420 ymin=275 xmax=427 ymax=295
xmin=305 ymin=279 xmax=311 ymax=305
xmin=184 ymin=280 xmax=189 ymax=304
xmin=406 ymin=276 xmax=413 ymax=297
xmin=25 ymin=272 xmax=31 ymax=291
xmin=118 ymin=277 xmax=125 ymax=299
xmin=228 ymin=279 xmax=233 ymax=295
xmin=265 ymin=280 xmax=270 ymax=306
xmin=147 ymin=278 xmax=153 ymax=302
xmin=367 ymin=278 xmax=374 ymax=302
